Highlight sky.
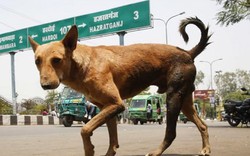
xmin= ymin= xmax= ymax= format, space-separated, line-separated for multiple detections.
xmin=0 ymin=0 xmax=249 ymax=103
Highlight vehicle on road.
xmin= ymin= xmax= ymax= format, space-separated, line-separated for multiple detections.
xmin=56 ymin=86 xmax=99 ymax=127
xmin=128 ymin=94 xmax=165 ymax=125
xmin=224 ymin=88 xmax=250 ymax=127
xmin=179 ymin=103 xmax=200 ymax=123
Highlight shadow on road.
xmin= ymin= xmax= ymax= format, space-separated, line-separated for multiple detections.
xmin=121 ymin=154 xmax=197 ymax=156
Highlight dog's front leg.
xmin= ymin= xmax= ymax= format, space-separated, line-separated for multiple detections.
xmin=81 ymin=104 xmax=124 ymax=156
xmin=105 ymin=117 xmax=119 ymax=156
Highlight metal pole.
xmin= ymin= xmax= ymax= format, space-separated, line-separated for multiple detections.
xmin=165 ymin=22 xmax=168 ymax=44
xmin=200 ymin=59 xmax=222 ymax=120
xmin=209 ymin=62 xmax=213 ymax=89
xmin=117 ymin=31 xmax=127 ymax=123
xmin=152 ymin=12 xmax=185 ymax=44
xmin=9 ymin=52 xmax=17 ymax=115
xmin=165 ymin=12 xmax=185 ymax=44
xmin=200 ymin=58 xmax=223 ymax=90
xmin=117 ymin=31 xmax=126 ymax=46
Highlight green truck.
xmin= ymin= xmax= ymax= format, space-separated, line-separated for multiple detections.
xmin=128 ymin=95 xmax=165 ymax=125
xmin=56 ymin=87 xmax=99 ymax=127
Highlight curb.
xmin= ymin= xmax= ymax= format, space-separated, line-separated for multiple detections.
xmin=0 ymin=115 xmax=62 ymax=126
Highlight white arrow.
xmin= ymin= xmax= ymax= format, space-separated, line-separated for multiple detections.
xmin=31 ymin=34 xmax=38 ymax=38
xmin=78 ymin=23 xmax=87 ymax=28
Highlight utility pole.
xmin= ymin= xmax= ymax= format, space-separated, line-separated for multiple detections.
xmin=152 ymin=12 xmax=185 ymax=44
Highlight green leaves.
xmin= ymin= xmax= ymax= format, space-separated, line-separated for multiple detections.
xmin=215 ymin=0 xmax=250 ymax=26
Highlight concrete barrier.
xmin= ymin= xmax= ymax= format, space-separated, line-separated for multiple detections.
xmin=0 ymin=115 xmax=130 ymax=126
xmin=0 ymin=115 xmax=62 ymax=126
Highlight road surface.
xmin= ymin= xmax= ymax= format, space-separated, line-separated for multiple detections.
xmin=0 ymin=120 xmax=249 ymax=156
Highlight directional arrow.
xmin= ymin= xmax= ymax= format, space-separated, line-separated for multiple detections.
xmin=31 ymin=34 xmax=38 ymax=38
xmin=78 ymin=23 xmax=87 ymax=28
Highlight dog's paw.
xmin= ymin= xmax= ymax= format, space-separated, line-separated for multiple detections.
xmin=145 ymin=153 xmax=161 ymax=156
xmin=199 ymin=147 xmax=211 ymax=156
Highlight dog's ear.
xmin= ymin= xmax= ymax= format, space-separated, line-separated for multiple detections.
xmin=28 ymin=36 xmax=39 ymax=52
xmin=62 ymin=25 xmax=78 ymax=51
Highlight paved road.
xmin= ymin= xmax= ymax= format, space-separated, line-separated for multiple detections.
xmin=0 ymin=121 xmax=249 ymax=156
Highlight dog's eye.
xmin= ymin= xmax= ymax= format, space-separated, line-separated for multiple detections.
xmin=52 ymin=58 xmax=62 ymax=64
xmin=35 ymin=58 xmax=41 ymax=65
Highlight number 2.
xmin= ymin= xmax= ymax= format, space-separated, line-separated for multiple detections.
xmin=19 ymin=36 xmax=23 ymax=43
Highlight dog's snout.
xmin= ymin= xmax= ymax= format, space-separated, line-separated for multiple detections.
xmin=39 ymin=69 xmax=60 ymax=90
xmin=41 ymin=84 xmax=53 ymax=90
xmin=41 ymin=81 xmax=60 ymax=90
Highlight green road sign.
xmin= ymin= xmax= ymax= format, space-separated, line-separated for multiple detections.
xmin=0 ymin=29 xmax=28 ymax=54
xmin=76 ymin=0 xmax=151 ymax=39
xmin=28 ymin=17 xmax=74 ymax=45
xmin=0 ymin=1 xmax=151 ymax=54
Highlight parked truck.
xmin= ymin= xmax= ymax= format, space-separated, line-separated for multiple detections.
xmin=128 ymin=94 xmax=165 ymax=125
xmin=56 ymin=86 xmax=99 ymax=127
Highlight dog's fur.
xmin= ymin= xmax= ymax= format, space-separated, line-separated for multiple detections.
xmin=29 ymin=17 xmax=211 ymax=156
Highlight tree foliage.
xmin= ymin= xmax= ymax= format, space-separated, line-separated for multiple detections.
xmin=215 ymin=0 xmax=250 ymax=26
xmin=194 ymin=70 xmax=205 ymax=89
xmin=45 ymin=90 xmax=58 ymax=110
xmin=20 ymin=99 xmax=48 ymax=115
xmin=21 ymin=99 xmax=36 ymax=110
xmin=0 ymin=98 xmax=12 ymax=114
xmin=214 ymin=69 xmax=250 ymax=99
xmin=224 ymin=90 xmax=250 ymax=101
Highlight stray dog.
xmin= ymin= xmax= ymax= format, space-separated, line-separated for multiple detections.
xmin=29 ymin=17 xmax=211 ymax=156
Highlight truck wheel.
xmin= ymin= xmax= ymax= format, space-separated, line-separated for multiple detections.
xmin=183 ymin=119 xmax=187 ymax=124
xmin=63 ymin=116 xmax=73 ymax=127
xmin=133 ymin=119 xmax=138 ymax=125
xmin=140 ymin=121 xmax=144 ymax=125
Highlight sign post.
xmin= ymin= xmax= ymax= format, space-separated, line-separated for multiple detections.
xmin=9 ymin=52 xmax=17 ymax=115
xmin=117 ymin=32 xmax=126 ymax=46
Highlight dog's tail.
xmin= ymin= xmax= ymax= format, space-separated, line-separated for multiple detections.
xmin=179 ymin=17 xmax=211 ymax=60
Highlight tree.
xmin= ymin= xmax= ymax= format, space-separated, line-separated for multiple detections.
xmin=235 ymin=69 xmax=250 ymax=87
xmin=194 ymin=70 xmax=205 ymax=89
xmin=45 ymin=90 xmax=58 ymax=110
xmin=224 ymin=90 xmax=250 ymax=101
xmin=215 ymin=0 xmax=250 ymax=26
xmin=20 ymin=99 xmax=48 ymax=115
xmin=21 ymin=99 xmax=36 ymax=110
xmin=214 ymin=69 xmax=250 ymax=99
xmin=0 ymin=98 xmax=12 ymax=114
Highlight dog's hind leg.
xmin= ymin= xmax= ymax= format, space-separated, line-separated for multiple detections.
xmin=147 ymin=90 xmax=183 ymax=156
xmin=181 ymin=94 xmax=211 ymax=155
xmin=105 ymin=116 xmax=119 ymax=156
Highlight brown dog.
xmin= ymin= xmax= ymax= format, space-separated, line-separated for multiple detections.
xmin=29 ymin=17 xmax=211 ymax=156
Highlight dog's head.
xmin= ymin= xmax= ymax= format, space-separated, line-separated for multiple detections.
xmin=29 ymin=25 xmax=78 ymax=90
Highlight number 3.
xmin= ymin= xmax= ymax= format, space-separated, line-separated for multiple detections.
xmin=134 ymin=11 xmax=139 ymax=20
